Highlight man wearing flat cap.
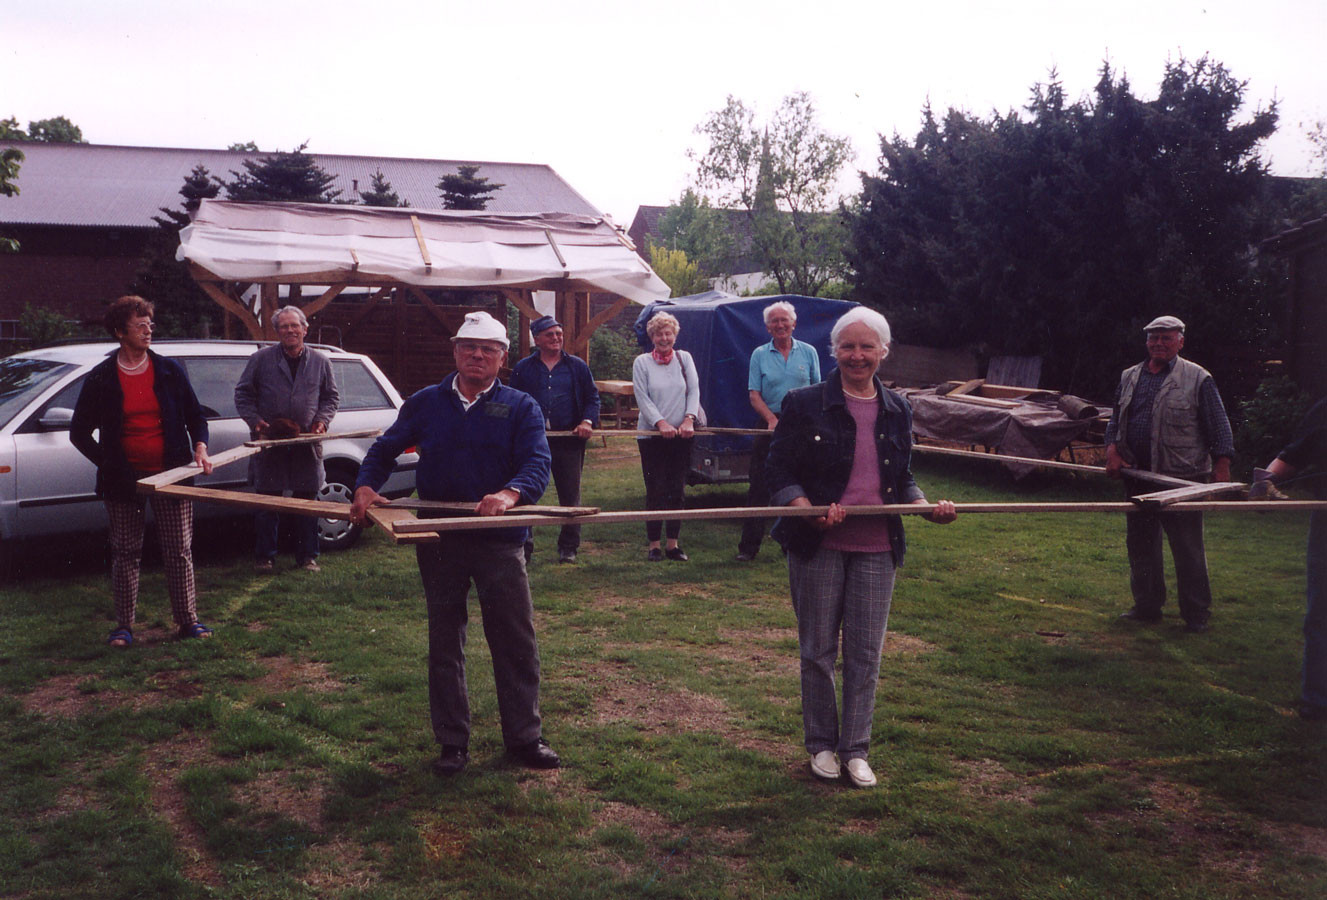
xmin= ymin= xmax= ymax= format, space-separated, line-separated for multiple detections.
xmin=1104 ymin=315 xmax=1234 ymax=634
xmin=508 ymin=315 xmax=600 ymax=564
xmin=350 ymin=311 xmax=559 ymax=775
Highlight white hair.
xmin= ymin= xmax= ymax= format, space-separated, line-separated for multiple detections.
xmin=830 ymin=306 xmax=892 ymax=352
xmin=762 ymin=301 xmax=797 ymax=325
xmin=271 ymin=305 xmax=308 ymax=329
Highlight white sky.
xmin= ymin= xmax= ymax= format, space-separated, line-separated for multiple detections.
xmin=5 ymin=0 xmax=1323 ymax=225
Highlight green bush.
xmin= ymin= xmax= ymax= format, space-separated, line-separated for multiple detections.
xmin=1234 ymin=375 xmax=1311 ymax=476
xmin=590 ymin=325 xmax=638 ymax=381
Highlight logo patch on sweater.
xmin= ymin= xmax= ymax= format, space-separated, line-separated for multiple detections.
xmin=484 ymin=402 xmax=511 ymax=419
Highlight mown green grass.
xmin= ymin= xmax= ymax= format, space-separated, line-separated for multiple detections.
xmin=0 ymin=443 xmax=1323 ymax=899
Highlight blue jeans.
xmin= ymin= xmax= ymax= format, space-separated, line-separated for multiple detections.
xmin=788 ymin=546 xmax=897 ymax=761
xmin=255 ymin=490 xmax=319 ymax=563
xmin=1304 ymin=512 xmax=1326 ymax=712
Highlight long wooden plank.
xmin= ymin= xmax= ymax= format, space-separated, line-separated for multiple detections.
xmin=912 ymin=445 xmax=1196 ymax=489
xmin=941 ymin=393 xmax=1021 ymax=410
xmin=391 ymin=500 xmax=1327 ymax=536
xmin=367 ymin=506 xmax=438 ymax=544
xmin=383 ymin=499 xmax=600 ymax=517
xmin=155 ymin=484 xmax=352 ymax=518
xmin=1131 ymin=482 xmax=1246 ymax=509
xmin=244 ymin=428 xmax=382 ymax=448
xmin=136 ymin=444 xmax=263 ymax=493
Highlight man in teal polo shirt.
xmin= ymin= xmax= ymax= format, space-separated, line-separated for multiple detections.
xmin=738 ymin=300 xmax=822 ymax=561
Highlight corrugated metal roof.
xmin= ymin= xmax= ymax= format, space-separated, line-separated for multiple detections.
xmin=0 ymin=143 xmax=602 ymax=228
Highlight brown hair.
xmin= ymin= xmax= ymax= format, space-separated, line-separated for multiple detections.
xmin=103 ymin=295 xmax=154 ymax=337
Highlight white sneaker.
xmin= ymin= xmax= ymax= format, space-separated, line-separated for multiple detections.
xmin=844 ymin=757 xmax=877 ymax=788
xmin=809 ymin=750 xmax=840 ymax=781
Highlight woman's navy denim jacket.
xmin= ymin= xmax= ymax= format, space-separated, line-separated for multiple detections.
xmin=766 ymin=370 xmax=925 ymax=565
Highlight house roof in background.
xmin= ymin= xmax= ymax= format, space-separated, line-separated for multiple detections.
xmin=0 ymin=142 xmax=602 ymax=228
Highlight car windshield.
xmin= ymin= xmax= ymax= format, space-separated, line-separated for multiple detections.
xmin=0 ymin=358 xmax=77 ymax=427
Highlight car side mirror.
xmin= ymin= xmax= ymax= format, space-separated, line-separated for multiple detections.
xmin=38 ymin=407 xmax=74 ymax=431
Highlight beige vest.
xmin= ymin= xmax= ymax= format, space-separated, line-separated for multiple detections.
xmin=1113 ymin=356 xmax=1213 ymax=479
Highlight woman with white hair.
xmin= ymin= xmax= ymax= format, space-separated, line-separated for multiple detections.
xmin=632 ymin=311 xmax=701 ymax=561
xmin=766 ymin=306 xmax=957 ymax=787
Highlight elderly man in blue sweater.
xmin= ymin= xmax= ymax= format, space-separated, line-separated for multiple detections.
xmin=350 ymin=311 xmax=557 ymax=776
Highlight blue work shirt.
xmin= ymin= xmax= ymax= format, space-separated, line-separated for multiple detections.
xmin=356 ymin=374 xmax=551 ymax=544
xmin=748 ymin=338 xmax=822 ymax=415
xmin=509 ymin=350 xmax=601 ymax=431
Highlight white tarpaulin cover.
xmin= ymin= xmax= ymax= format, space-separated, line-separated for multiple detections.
xmin=178 ymin=200 xmax=670 ymax=304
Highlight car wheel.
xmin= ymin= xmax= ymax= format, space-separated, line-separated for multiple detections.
xmin=318 ymin=464 xmax=362 ymax=552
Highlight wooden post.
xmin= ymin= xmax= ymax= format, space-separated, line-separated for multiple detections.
xmin=260 ymin=283 xmax=279 ymax=339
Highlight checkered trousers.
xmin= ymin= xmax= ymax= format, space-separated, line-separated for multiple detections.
xmin=105 ymin=494 xmax=198 ymax=629
xmin=787 ymin=546 xmax=897 ymax=761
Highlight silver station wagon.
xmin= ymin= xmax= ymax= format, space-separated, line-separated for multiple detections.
xmin=0 ymin=340 xmax=418 ymax=563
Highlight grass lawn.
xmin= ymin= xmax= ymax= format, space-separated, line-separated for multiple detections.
xmin=1 ymin=442 xmax=1323 ymax=899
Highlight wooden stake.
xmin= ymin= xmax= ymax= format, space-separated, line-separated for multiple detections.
xmin=1130 ymin=482 xmax=1247 ymax=508
xmin=383 ymin=499 xmax=600 ymax=517
xmin=911 ymin=445 xmax=1195 ymax=489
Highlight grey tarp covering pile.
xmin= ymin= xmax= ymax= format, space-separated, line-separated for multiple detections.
xmin=902 ymin=388 xmax=1098 ymax=476
xmin=177 ymin=200 xmax=671 ymax=305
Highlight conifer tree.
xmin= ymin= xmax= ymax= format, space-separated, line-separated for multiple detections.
xmin=437 ymin=164 xmax=503 ymax=210
xmin=225 ymin=142 xmax=342 ymax=203
xmin=359 ymin=168 xmax=407 ymax=207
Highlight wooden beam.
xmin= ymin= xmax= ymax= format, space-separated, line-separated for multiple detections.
xmin=155 ymin=484 xmax=352 ymax=519
xmin=941 ymin=378 xmax=985 ymax=396
xmin=501 ymin=289 xmax=542 ymax=321
xmin=136 ymin=445 xmax=263 ymax=493
xmin=300 ymin=283 xmax=348 ymax=320
xmin=392 ymin=499 xmax=1327 ymax=536
xmin=1130 ymin=482 xmax=1247 ymax=509
xmin=941 ymin=393 xmax=1021 ymax=410
xmin=911 ymin=445 xmax=1196 ymax=489
xmin=405 ymin=285 xmax=455 ymax=335
xmin=260 ymin=283 xmax=279 ymax=339
xmin=192 ymin=271 xmax=262 ymax=338
xmin=243 ymin=429 xmax=382 ymax=449
xmin=383 ymin=499 xmax=600 ymax=517
xmin=367 ymin=506 xmax=438 ymax=544
xmin=543 ymin=228 xmax=567 ymax=268
xmin=411 ymin=215 xmax=432 ymax=272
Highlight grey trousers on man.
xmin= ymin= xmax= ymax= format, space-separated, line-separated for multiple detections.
xmin=416 ymin=537 xmax=543 ymax=750
xmin=788 ymin=546 xmax=897 ymax=762
xmin=1125 ymin=505 xmax=1213 ymax=625
xmin=525 ymin=436 xmax=586 ymax=559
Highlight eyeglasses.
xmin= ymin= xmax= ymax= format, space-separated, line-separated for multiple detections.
xmin=455 ymin=341 xmax=504 ymax=358
xmin=128 ymin=322 xmax=155 ymax=334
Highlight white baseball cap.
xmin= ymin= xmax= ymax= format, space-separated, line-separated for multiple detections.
xmin=451 ymin=311 xmax=510 ymax=348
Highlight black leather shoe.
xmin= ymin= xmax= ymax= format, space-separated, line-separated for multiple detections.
xmin=1184 ymin=620 xmax=1210 ymax=634
xmin=647 ymin=548 xmax=663 ymax=562
xmin=431 ymin=745 xmax=468 ymax=776
xmin=665 ymin=547 xmax=689 ymax=562
xmin=510 ymin=737 xmax=560 ymax=769
xmin=1118 ymin=607 xmax=1162 ymax=623
xmin=558 ymin=550 xmax=577 ymax=564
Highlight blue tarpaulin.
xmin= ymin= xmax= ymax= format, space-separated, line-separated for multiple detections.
xmin=633 ymin=293 xmax=859 ymax=481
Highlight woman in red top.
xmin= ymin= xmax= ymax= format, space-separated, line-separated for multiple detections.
xmin=71 ymin=296 xmax=214 ymax=647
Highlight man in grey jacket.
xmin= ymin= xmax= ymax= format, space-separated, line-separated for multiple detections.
xmin=1103 ymin=315 xmax=1234 ymax=633
xmin=234 ymin=306 xmax=340 ymax=572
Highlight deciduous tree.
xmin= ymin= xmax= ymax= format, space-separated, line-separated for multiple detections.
xmin=691 ymin=93 xmax=852 ymax=296
xmin=649 ymin=245 xmax=710 ymax=297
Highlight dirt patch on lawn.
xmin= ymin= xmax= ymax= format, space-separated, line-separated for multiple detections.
xmin=251 ymin=656 xmax=343 ymax=694
xmin=301 ymin=837 xmax=385 ymax=892
xmin=588 ymin=801 xmax=751 ymax=879
xmin=418 ymin=815 xmax=469 ymax=862
xmin=140 ymin=732 xmax=224 ymax=886
xmin=18 ymin=666 xmax=204 ymax=718
xmin=954 ymin=757 xmax=1042 ymax=806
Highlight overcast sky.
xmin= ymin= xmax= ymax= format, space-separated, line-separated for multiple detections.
xmin=5 ymin=0 xmax=1323 ymax=225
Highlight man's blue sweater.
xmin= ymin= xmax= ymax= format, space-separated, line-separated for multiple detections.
xmin=357 ymin=374 xmax=551 ymax=543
